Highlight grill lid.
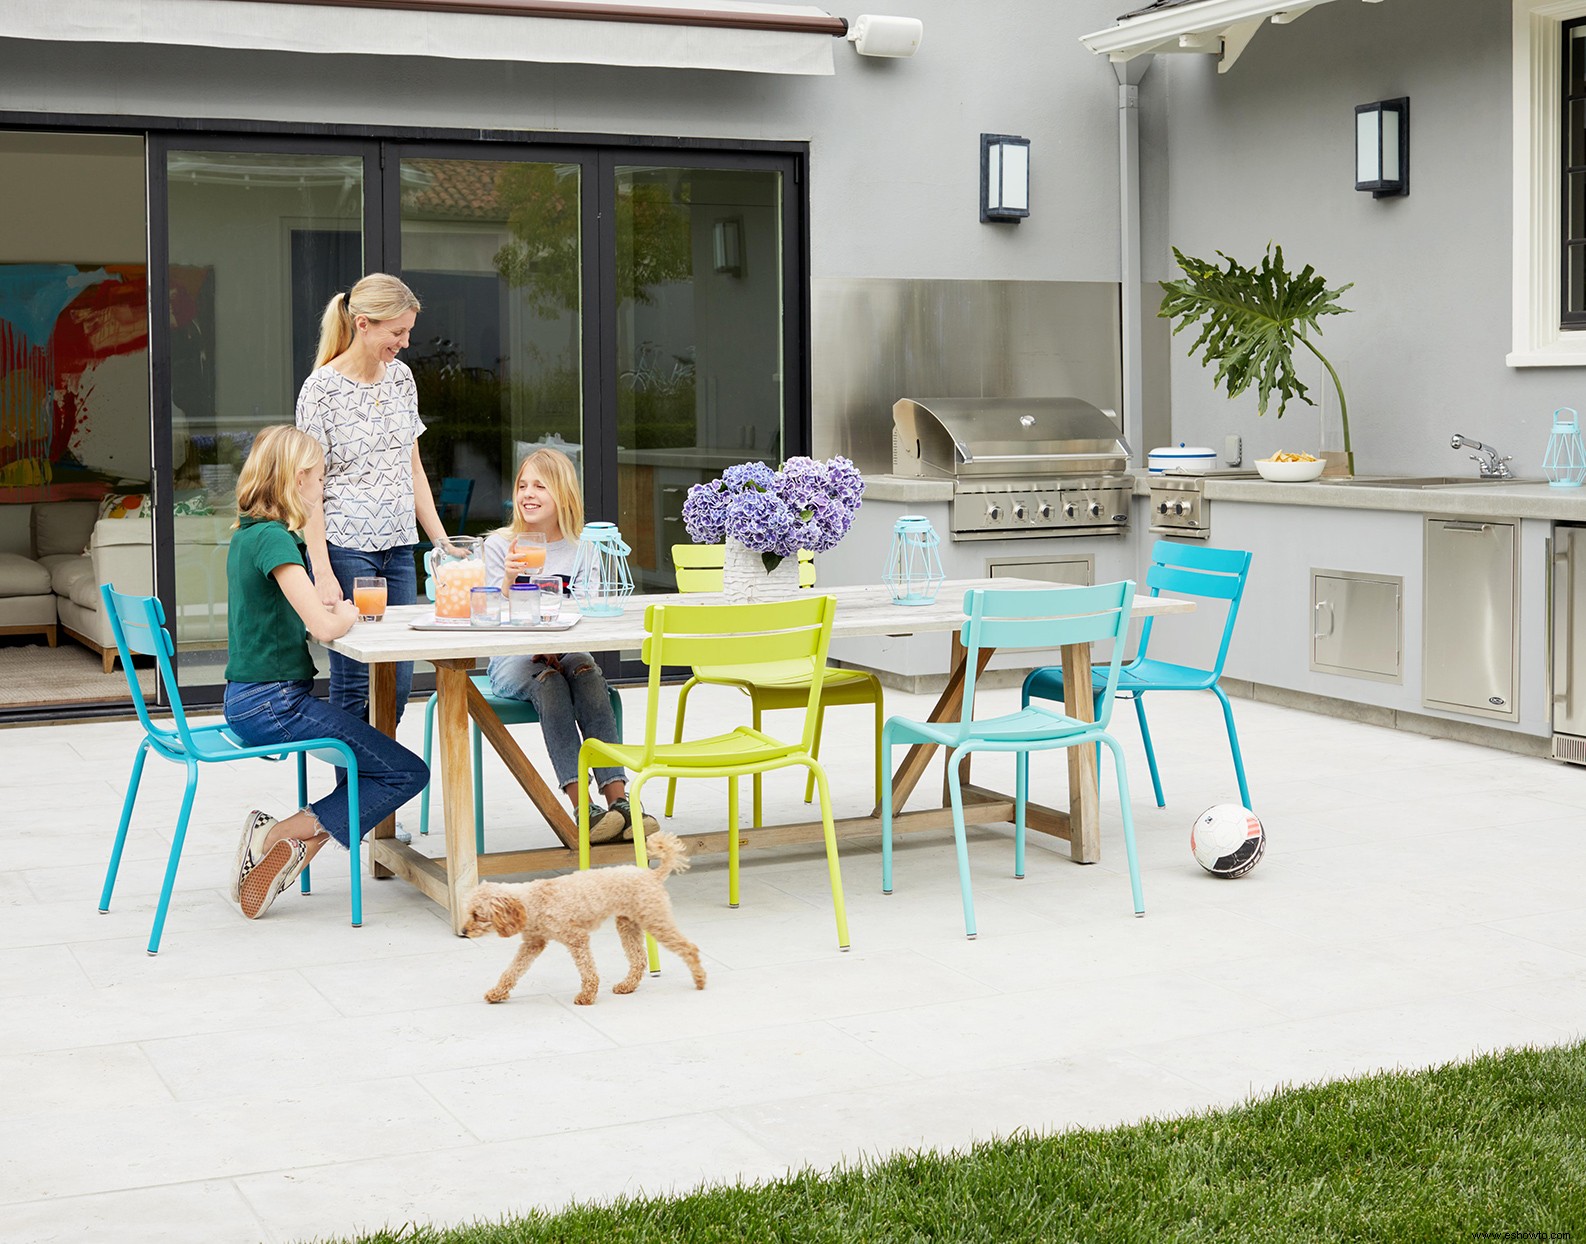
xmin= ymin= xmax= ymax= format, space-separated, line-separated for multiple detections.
xmin=893 ymin=397 xmax=1130 ymax=479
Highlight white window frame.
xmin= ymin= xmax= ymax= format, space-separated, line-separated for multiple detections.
xmin=1511 ymin=0 xmax=1586 ymax=366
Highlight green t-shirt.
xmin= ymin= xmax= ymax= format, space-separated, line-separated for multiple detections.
xmin=225 ymin=517 xmax=316 ymax=683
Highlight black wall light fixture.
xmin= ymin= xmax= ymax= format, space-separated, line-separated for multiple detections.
xmin=980 ymin=133 xmax=1030 ymax=223
xmin=1355 ymin=97 xmax=1409 ymax=198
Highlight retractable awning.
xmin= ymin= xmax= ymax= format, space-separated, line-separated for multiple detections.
xmin=2 ymin=0 xmax=848 ymax=76
xmin=1080 ymin=0 xmax=1385 ymax=75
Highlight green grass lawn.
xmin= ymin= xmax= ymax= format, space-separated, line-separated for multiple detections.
xmin=321 ymin=1040 xmax=1586 ymax=1243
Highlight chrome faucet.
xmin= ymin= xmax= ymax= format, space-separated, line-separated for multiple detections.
xmin=1450 ymin=434 xmax=1514 ymax=479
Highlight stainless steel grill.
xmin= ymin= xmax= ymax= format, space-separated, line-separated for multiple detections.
xmin=892 ymin=396 xmax=1133 ymax=539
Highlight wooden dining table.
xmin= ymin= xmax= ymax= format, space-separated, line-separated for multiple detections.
xmin=327 ymin=577 xmax=1194 ymax=934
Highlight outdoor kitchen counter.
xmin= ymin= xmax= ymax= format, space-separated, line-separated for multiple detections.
xmin=1129 ymin=474 xmax=1586 ymax=522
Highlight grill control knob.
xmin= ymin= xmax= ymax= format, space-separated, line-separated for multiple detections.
xmin=1063 ymin=502 xmax=1077 ymax=519
xmin=985 ymin=502 xmax=1001 ymax=521
xmin=1037 ymin=502 xmax=1052 ymax=520
xmin=1172 ymin=501 xmax=1188 ymax=517
xmin=1088 ymin=502 xmax=1103 ymax=518
xmin=1013 ymin=502 xmax=1026 ymax=520
xmin=1156 ymin=501 xmax=1170 ymax=515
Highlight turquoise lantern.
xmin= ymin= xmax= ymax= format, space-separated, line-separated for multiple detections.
xmin=1544 ymin=407 xmax=1586 ymax=488
xmin=571 ymin=522 xmax=634 ymax=617
xmin=884 ymin=515 xmax=946 ymax=606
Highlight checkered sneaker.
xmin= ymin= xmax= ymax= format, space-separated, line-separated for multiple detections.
xmin=586 ymin=803 xmax=627 ymax=845
xmin=230 ymin=809 xmax=278 ymax=904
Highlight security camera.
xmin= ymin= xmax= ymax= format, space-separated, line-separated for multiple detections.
xmin=847 ymin=14 xmax=923 ymax=58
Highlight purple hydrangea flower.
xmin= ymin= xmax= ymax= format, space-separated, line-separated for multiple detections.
xmin=684 ymin=455 xmax=864 ymax=566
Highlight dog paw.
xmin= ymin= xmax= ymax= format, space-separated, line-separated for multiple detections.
xmin=613 ymin=981 xmax=638 ymax=995
xmin=573 ymin=992 xmax=597 ymax=1006
xmin=484 ymin=989 xmax=509 ymax=1003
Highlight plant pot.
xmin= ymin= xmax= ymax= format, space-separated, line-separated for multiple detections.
xmin=722 ymin=537 xmax=799 ymax=603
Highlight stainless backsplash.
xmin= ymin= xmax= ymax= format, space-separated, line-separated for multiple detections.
xmin=811 ymin=277 xmax=1170 ymax=475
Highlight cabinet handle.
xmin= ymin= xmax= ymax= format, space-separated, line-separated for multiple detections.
xmin=1442 ymin=522 xmax=1491 ymax=533
xmin=1312 ymin=600 xmax=1334 ymax=640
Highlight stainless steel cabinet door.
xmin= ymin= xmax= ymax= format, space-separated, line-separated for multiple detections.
xmin=1312 ymin=571 xmax=1403 ymax=682
xmin=1423 ymin=519 xmax=1517 ymax=720
xmin=1553 ymin=524 xmax=1586 ymax=737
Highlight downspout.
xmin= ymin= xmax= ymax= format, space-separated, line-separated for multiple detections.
xmin=1114 ymin=55 xmax=1153 ymax=466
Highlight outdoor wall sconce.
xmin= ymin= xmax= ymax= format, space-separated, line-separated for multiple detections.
xmin=713 ymin=217 xmax=743 ymax=277
xmin=1355 ymin=97 xmax=1409 ymax=198
xmin=980 ymin=134 xmax=1030 ymax=223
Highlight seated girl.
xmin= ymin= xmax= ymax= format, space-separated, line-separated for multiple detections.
xmin=222 ymin=425 xmax=429 ymax=919
xmin=481 ymin=446 xmax=656 ymax=846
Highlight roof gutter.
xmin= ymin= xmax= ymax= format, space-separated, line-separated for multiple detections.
xmin=239 ymin=0 xmax=850 ymax=36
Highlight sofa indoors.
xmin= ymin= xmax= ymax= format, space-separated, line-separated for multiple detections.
xmin=0 ymin=497 xmax=234 ymax=672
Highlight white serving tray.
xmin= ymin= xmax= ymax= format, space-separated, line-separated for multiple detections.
xmin=407 ymin=609 xmax=581 ymax=633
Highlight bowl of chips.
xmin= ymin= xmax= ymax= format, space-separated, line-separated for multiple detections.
xmin=1255 ymin=451 xmax=1326 ymax=482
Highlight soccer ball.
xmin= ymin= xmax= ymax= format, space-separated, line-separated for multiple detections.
xmin=1190 ymin=804 xmax=1265 ymax=878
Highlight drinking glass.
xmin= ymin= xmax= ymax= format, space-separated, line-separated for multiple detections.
xmin=509 ymin=582 xmax=541 ymax=625
xmin=353 ymin=576 xmax=387 ymax=622
xmin=470 ymin=585 xmax=503 ymax=627
xmin=535 ymin=577 xmax=563 ymax=622
xmin=511 ymin=531 xmax=549 ymax=578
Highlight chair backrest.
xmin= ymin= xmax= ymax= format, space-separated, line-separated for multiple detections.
xmin=437 ymin=477 xmax=474 ymax=529
xmin=959 ymin=581 xmax=1136 ymax=738
xmin=636 ymin=595 xmax=836 ymax=764
xmin=100 ymin=584 xmax=205 ymax=757
xmin=672 ymin=543 xmax=816 ymax=592
xmin=1137 ymin=540 xmax=1253 ymax=678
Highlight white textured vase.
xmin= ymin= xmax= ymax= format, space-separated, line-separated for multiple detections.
xmin=721 ymin=537 xmax=800 ymax=603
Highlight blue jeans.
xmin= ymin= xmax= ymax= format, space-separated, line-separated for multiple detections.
xmin=487 ymin=651 xmax=623 ymax=791
xmin=323 ymin=544 xmax=417 ymax=724
xmin=223 ymin=679 xmax=429 ymax=849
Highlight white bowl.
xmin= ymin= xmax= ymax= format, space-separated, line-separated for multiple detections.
xmin=1255 ymin=457 xmax=1326 ymax=482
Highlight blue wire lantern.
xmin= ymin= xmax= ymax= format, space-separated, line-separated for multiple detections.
xmin=1544 ymin=407 xmax=1586 ymax=488
xmin=571 ymin=522 xmax=634 ymax=617
xmin=884 ymin=515 xmax=946 ymax=606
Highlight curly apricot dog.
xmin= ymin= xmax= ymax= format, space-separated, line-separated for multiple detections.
xmin=462 ymin=831 xmax=706 ymax=1005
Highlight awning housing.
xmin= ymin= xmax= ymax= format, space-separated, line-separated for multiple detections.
xmin=3 ymin=0 xmax=846 ymax=75
xmin=1080 ymin=0 xmax=1386 ymax=75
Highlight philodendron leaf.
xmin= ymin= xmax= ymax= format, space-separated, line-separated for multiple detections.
xmin=1158 ymin=244 xmax=1352 ymax=418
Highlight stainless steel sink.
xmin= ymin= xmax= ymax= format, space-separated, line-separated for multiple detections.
xmin=1318 ymin=475 xmax=1542 ymax=489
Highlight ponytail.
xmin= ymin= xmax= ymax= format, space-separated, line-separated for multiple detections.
xmin=312 ymin=293 xmax=355 ymax=369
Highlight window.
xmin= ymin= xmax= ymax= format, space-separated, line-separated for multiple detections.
xmin=1511 ymin=0 xmax=1586 ymax=365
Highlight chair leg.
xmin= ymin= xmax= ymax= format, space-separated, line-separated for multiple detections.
xmin=727 ymin=775 xmax=740 ymax=909
xmin=664 ymin=678 xmax=698 ymax=818
xmin=472 ymin=720 xmax=485 ymax=857
xmin=1133 ymin=693 xmax=1166 ymax=808
xmin=146 ymin=759 xmax=200 ymax=955
xmin=804 ymin=759 xmax=850 ymax=951
xmin=100 ymin=738 xmax=152 ymax=913
xmin=871 ymin=683 xmax=885 ymax=815
xmin=1098 ymin=733 xmax=1144 ymax=917
xmin=629 ymin=779 xmax=661 ymax=974
xmin=804 ymin=703 xmax=827 ymax=804
xmin=751 ymin=704 xmax=765 ymax=829
xmin=1014 ymin=750 xmax=1028 ymax=880
xmin=1214 ymin=684 xmax=1253 ymax=809
xmin=296 ymin=752 xmax=312 ymax=895
xmin=880 ymin=728 xmax=896 ymax=895
xmin=419 ymin=692 xmax=438 ymax=836
xmin=945 ymin=748 xmax=976 ymax=940
xmin=346 ymin=760 xmax=363 ymax=928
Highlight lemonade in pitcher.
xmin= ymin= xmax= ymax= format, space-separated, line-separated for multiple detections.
xmin=433 ymin=536 xmax=487 ymax=622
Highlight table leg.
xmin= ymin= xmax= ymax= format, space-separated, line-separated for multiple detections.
xmin=1062 ymin=640 xmax=1100 ymax=863
xmin=435 ymin=660 xmax=480 ymax=933
xmin=368 ymin=663 xmax=397 ymax=880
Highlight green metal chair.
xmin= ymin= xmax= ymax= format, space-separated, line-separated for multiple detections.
xmin=881 ymin=582 xmax=1143 ymax=939
xmin=664 ymin=543 xmax=884 ymax=826
xmin=578 ymin=595 xmax=850 ymax=971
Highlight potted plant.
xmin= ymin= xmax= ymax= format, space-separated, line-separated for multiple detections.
xmin=1159 ymin=244 xmax=1356 ymax=475
xmin=682 ymin=457 xmax=865 ymax=602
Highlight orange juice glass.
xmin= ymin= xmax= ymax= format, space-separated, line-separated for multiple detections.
xmin=353 ymin=576 xmax=387 ymax=621
xmin=512 ymin=531 xmax=548 ymax=576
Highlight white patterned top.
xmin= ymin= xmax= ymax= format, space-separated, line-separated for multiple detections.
xmin=295 ymin=360 xmax=426 ymax=552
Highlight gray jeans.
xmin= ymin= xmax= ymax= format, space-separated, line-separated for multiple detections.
xmin=486 ymin=651 xmax=624 ymax=791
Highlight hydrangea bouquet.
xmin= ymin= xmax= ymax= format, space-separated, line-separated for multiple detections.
xmin=683 ymin=456 xmax=865 ymax=575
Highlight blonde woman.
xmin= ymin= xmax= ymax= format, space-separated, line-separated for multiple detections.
xmin=481 ymin=447 xmax=656 ymax=845
xmin=296 ymin=273 xmax=451 ymax=725
xmin=222 ymin=426 xmax=428 ymax=920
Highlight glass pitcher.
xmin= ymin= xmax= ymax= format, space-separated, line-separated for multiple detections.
xmin=431 ymin=535 xmax=486 ymax=622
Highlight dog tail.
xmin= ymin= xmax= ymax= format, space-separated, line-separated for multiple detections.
xmin=645 ymin=831 xmax=692 ymax=878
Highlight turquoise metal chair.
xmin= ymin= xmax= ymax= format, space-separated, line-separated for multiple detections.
xmin=1021 ymin=541 xmax=1253 ymax=810
xmin=415 ymin=551 xmax=622 ymax=845
xmin=881 ymin=582 xmax=1143 ymax=939
xmin=96 ymin=585 xmax=364 ymax=955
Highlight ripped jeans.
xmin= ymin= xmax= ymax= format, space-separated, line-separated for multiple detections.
xmin=486 ymin=651 xmax=624 ymax=791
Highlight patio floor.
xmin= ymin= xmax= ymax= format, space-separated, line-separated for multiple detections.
xmin=3 ymin=680 xmax=1584 ymax=1242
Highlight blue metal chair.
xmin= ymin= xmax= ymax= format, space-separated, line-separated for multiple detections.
xmin=881 ymin=582 xmax=1143 ymax=939
xmin=1021 ymin=541 xmax=1253 ymax=810
xmin=415 ymin=551 xmax=623 ymax=845
xmin=96 ymin=585 xmax=364 ymax=955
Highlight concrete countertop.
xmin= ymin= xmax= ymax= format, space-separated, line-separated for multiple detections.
xmin=1133 ymin=473 xmax=1586 ymax=521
